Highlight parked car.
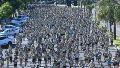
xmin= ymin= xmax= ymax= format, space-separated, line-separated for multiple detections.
xmin=17 ymin=15 xmax=29 ymax=20
xmin=0 ymin=35 xmax=15 ymax=48
xmin=0 ymin=29 xmax=19 ymax=36
xmin=11 ymin=18 xmax=24 ymax=25
xmin=2 ymin=25 xmax=21 ymax=33
xmin=14 ymin=15 xmax=29 ymax=24
xmin=6 ymin=23 xmax=21 ymax=27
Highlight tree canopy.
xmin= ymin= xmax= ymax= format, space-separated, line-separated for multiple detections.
xmin=0 ymin=0 xmax=33 ymax=20
xmin=97 ymin=0 xmax=120 ymax=22
xmin=0 ymin=2 xmax=12 ymax=19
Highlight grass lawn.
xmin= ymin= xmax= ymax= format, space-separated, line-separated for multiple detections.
xmin=113 ymin=37 xmax=120 ymax=49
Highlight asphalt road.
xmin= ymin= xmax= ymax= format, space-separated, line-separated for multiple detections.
xmin=0 ymin=5 xmax=119 ymax=68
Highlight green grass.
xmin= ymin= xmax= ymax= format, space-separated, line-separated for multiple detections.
xmin=113 ymin=37 xmax=120 ymax=48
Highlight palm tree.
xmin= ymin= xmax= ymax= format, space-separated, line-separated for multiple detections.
xmin=97 ymin=0 xmax=120 ymax=44
xmin=98 ymin=0 xmax=120 ymax=39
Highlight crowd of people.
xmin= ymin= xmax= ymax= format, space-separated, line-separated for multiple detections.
xmin=0 ymin=4 xmax=120 ymax=68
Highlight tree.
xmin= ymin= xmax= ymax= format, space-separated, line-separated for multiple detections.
xmin=0 ymin=0 xmax=32 ymax=23
xmin=81 ymin=0 xmax=95 ymax=16
xmin=97 ymin=0 xmax=120 ymax=41
xmin=0 ymin=2 xmax=12 ymax=19
xmin=20 ymin=0 xmax=33 ymax=10
xmin=0 ymin=2 xmax=12 ymax=24
xmin=3 ymin=0 xmax=33 ymax=11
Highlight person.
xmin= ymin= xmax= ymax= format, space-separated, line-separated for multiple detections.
xmin=101 ymin=44 xmax=104 ymax=49
xmin=88 ymin=60 xmax=95 ymax=68
xmin=15 ymin=4 xmax=112 ymax=68
xmin=56 ymin=61 xmax=60 ymax=68
xmin=0 ymin=47 xmax=3 ymax=57
xmin=113 ymin=58 xmax=119 ymax=68
xmin=15 ymin=48 xmax=18 ymax=56
xmin=103 ymin=51 xmax=108 ymax=62
xmin=63 ymin=65 xmax=67 ymax=68
xmin=9 ymin=47 xmax=13 ymax=63
xmin=79 ymin=60 xmax=85 ymax=68
xmin=13 ymin=56 xmax=18 ymax=68
xmin=47 ymin=54 xmax=51 ymax=64
xmin=44 ymin=54 xmax=48 ymax=67
xmin=5 ymin=50 xmax=9 ymax=67
xmin=95 ymin=50 xmax=102 ymax=62
xmin=37 ymin=48 xmax=42 ymax=65
xmin=24 ymin=52 xmax=28 ymax=66
xmin=108 ymin=51 xmax=112 ymax=67
xmin=32 ymin=53 xmax=36 ymax=64
xmin=9 ymin=54 xmax=12 ymax=63
xmin=19 ymin=50 xmax=24 ymax=66
xmin=115 ymin=49 xmax=120 ymax=62
xmin=89 ymin=51 xmax=94 ymax=62
xmin=100 ymin=62 xmax=104 ymax=68
xmin=74 ymin=53 xmax=79 ymax=65
xmin=36 ymin=65 xmax=40 ymax=68
xmin=0 ymin=56 xmax=4 ymax=68
xmin=53 ymin=60 xmax=57 ymax=68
